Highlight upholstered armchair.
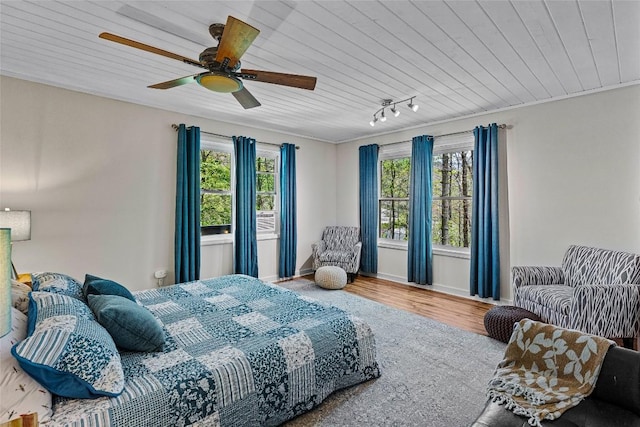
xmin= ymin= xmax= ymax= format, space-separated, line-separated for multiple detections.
xmin=513 ymin=245 xmax=640 ymax=347
xmin=312 ymin=226 xmax=362 ymax=281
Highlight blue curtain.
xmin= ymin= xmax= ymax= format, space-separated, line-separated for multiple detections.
xmin=175 ymin=124 xmax=201 ymax=283
xmin=470 ymin=123 xmax=500 ymax=299
xmin=279 ymin=143 xmax=297 ymax=278
xmin=407 ymin=135 xmax=434 ymax=285
xmin=359 ymin=144 xmax=379 ymax=274
xmin=233 ymin=136 xmax=258 ymax=277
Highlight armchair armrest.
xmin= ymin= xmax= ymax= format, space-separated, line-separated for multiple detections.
xmin=311 ymin=240 xmax=326 ymax=258
xmin=352 ymin=241 xmax=362 ymax=267
xmin=512 ymin=266 xmax=564 ymax=289
xmin=569 ymin=284 xmax=640 ymax=338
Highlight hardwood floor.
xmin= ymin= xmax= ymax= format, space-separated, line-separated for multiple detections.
xmin=303 ymin=274 xmax=494 ymax=336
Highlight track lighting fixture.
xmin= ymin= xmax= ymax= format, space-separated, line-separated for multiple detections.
xmin=369 ymin=97 xmax=418 ymax=126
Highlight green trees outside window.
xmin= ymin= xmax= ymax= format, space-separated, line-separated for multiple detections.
xmin=200 ymin=146 xmax=278 ymax=235
xmin=379 ymin=149 xmax=473 ymax=248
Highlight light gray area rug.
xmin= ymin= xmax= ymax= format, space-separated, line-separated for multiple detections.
xmin=278 ymin=278 xmax=507 ymax=427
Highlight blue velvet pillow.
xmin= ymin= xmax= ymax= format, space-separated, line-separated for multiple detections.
xmin=87 ymin=294 xmax=165 ymax=352
xmin=32 ymin=272 xmax=84 ymax=301
xmin=83 ymin=274 xmax=135 ymax=302
xmin=12 ymin=292 xmax=124 ymax=399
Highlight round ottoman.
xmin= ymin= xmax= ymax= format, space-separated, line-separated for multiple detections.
xmin=315 ymin=266 xmax=347 ymax=290
xmin=484 ymin=306 xmax=542 ymax=343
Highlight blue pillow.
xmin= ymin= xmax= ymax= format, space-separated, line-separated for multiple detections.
xmin=12 ymin=292 xmax=124 ymax=399
xmin=87 ymin=294 xmax=165 ymax=352
xmin=83 ymin=274 xmax=135 ymax=302
xmin=32 ymin=272 xmax=84 ymax=301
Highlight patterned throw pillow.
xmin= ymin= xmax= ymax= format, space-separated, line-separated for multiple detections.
xmin=0 ymin=307 xmax=52 ymax=423
xmin=11 ymin=279 xmax=31 ymax=315
xmin=11 ymin=292 xmax=125 ymax=399
xmin=31 ymin=272 xmax=85 ymax=301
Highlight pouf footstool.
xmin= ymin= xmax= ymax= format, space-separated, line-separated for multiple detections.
xmin=484 ymin=305 xmax=542 ymax=343
xmin=315 ymin=266 xmax=347 ymax=290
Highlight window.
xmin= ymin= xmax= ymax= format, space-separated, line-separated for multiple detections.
xmin=379 ymin=157 xmax=410 ymax=241
xmin=200 ymin=144 xmax=232 ymax=235
xmin=378 ymin=134 xmax=474 ymax=251
xmin=256 ymin=152 xmax=278 ymax=233
xmin=200 ymin=140 xmax=279 ymax=236
xmin=432 ymin=150 xmax=472 ymax=248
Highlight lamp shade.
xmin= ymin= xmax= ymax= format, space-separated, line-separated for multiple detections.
xmin=0 ymin=228 xmax=11 ymax=337
xmin=0 ymin=210 xmax=31 ymax=241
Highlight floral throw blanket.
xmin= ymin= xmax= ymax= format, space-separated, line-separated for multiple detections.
xmin=487 ymin=319 xmax=614 ymax=427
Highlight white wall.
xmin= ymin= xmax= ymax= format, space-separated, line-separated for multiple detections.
xmin=337 ymin=85 xmax=640 ymax=302
xmin=0 ymin=76 xmax=337 ymax=290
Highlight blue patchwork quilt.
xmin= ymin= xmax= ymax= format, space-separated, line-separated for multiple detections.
xmin=44 ymin=275 xmax=380 ymax=426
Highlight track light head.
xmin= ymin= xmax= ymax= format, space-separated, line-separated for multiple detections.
xmin=380 ymin=109 xmax=387 ymax=122
xmin=408 ymin=98 xmax=419 ymax=112
xmin=391 ymin=104 xmax=400 ymax=117
xmin=369 ymin=115 xmax=378 ymax=127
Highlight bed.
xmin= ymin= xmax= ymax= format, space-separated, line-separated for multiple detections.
xmin=5 ymin=273 xmax=380 ymax=426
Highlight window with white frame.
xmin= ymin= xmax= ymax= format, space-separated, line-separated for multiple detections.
xmin=200 ymin=138 xmax=279 ymax=236
xmin=378 ymin=133 xmax=474 ymax=251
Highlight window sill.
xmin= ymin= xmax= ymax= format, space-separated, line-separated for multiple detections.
xmin=201 ymin=234 xmax=233 ymax=246
xmin=378 ymin=240 xmax=470 ymax=259
xmin=257 ymin=233 xmax=279 ymax=241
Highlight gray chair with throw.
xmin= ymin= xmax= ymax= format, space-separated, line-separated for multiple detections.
xmin=312 ymin=226 xmax=362 ymax=282
xmin=513 ymin=244 xmax=640 ymax=348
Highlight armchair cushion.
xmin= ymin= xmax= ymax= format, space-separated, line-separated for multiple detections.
xmin=562 ymin=245 xmax=640 ymax=287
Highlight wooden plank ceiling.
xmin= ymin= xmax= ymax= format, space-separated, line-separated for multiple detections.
xmin=1 ymin=1 xmax=638 ymax=143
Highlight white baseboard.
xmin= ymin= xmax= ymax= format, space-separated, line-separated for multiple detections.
xmin=373 ymin=272 xmax=512 ymax=305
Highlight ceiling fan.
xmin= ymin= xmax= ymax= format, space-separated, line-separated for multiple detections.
xmin=99 ymin=15 xmax=317 ymax=109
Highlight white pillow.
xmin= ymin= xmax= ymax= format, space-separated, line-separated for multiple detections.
xmin=1 ymin=307 xmax=53 ymax=423
xmin=11 ymin=279 xmax=31 ymax=315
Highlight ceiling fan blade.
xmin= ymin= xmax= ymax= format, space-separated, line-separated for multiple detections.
xmin=232 ymin=87 xmax=261 ymax=109
xmin=215 ymin=16 xmax=260 ymax=69
xmin=240 ymin=69 xmax=317 ymax=90
xmin=148 ymin=74 xmax=199 ymax=89
xmin=99 ymin=32 xmax=205 ymax=69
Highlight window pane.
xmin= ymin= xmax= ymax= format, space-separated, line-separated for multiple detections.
xmin=256 ymin=156 xmax=275 ymax=173
xmin=432 ymin=198 xmax=472 ymax=248
xmin=201 ymin=194 xmax=232 ymax=227
xmin=201 ymin=149 xmax=231 ymax=191
xmin=433 ymin=151 xmax=472 ymax=198
xmin=257 ymin=173 xmax=275 ymax=193
xmin=380 ymin=158 xmax=410 ymax=198
xmin=256 ymin=194 xmax=275 ymax=211
xmin=379 ymin=200 xmax=409 ymax=241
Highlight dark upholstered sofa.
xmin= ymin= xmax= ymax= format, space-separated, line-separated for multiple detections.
xmin=472 ymin=345 xmax=640 ymax=427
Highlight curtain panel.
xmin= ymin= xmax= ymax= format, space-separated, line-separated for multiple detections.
xmin=233 ymin=136 xmax=258 ymax=278
xmin=175 ymin=124 xmax=201 ymax=283
xmin=470 ymin=123 xmax=500 ymax=299
xmin=279 ymin=143 xmax=297 ymax=278
xmin=407 ymin=135 xmax=434 ymax=285
xmin=359 ymin=144 xmax=379 ymax=274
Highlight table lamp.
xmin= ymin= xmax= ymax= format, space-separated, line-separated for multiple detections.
xmin=0 ymin=228 xmax=11 ymax=337
xmin=0 ymin=209 xmax=31 ymax=279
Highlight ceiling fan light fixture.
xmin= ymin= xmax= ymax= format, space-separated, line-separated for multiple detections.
xmin=196 ymin=73 xmax=243 ymax=93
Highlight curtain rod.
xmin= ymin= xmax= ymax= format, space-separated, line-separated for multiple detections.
xmin=379 ymin=124 xmax=507 ymax=148
xmin=171 ymin=124 xmax=299 ymax=150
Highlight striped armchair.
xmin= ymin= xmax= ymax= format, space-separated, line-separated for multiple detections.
xmin=312 ymin=226 xmax=362 ymax=281
xmin=513 ymin=245 xmax=640 ymax=347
